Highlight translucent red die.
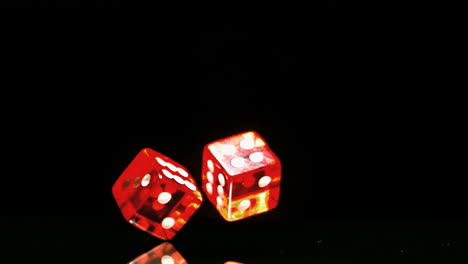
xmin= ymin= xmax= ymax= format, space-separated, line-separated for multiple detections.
xmin=128 ymin=242 xmax=187 ymax=264
xmin=112 ymin=148 xmax=203 ymax=240
xmin=202 ymin=131 xmax=281 ymax=221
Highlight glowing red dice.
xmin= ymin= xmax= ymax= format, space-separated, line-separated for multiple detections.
xmin=128 ymin=242 xmax=187 ymax=264
xmin=112 ymin=148 xmax=203 ymax=240
xmin=202 ymin=131 xmax=281 ymax=221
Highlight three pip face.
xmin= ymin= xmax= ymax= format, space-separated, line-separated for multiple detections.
xmin=112 ymin=131 xmax=282 ymax=240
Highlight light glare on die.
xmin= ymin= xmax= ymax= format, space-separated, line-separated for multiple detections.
xmin=220 ymin=144 xmax=236 ymax=155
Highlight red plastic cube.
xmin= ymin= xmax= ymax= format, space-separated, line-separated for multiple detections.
xmin=112 ymin=148 xmax=203 ymax=240
xmin=201 ymin=131 xmax=281 ymax=221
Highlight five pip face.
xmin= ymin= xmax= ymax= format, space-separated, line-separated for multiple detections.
xmin=112 ymin=130 xmax=281 ymax=240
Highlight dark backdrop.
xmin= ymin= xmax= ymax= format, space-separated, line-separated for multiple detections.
xmin=0 ymin=24 xmax=466 ymax=263
xmin=2 ymin=0 xmax=335 ymax=8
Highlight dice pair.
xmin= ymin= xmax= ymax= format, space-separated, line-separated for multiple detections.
xmin=112 ymin=131 xmax=282 ymax=240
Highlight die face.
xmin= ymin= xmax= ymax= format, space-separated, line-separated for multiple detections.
xmin=112 ymin=148 xmax=203 ymax=240
xmin=227 ymin=165 xmax=281 ymax=221
xmin=201 ymin=150 xmax=230 ymax=211
xmin=202 ymin=131 xmax=281 ymax=221
xmin=128 ymin=242 xmax=187 ymax=264
xmin=112 ymin=149 xmax=155 ymax=213
xmin=208 ymin=131 xmax=279 ymax=176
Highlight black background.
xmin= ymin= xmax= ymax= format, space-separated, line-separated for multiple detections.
xmin=1 ymin=23 xmax=466 ymax=263
xmin=1 ymin=0 xmax=335 ymax=8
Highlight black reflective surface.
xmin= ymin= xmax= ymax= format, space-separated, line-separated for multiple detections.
xmin=2 ymin=215 xmax=467 ymax=263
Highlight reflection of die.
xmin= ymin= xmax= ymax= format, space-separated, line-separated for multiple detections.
xmin=112 ymin=148 xmax=203 ymax=240
xmin=202 ymin=131 xmax=281 ymax=221
xmin=128 ymin=242 xmax=187 ymax=264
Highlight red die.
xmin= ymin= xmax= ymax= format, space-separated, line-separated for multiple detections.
xmin=202 ymin=131 xmax=281 ymax=221
xmin=128 ymin=242 xmax=187 ymax=264
xmin=112 ymin=148 xmax=203 ymax=240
